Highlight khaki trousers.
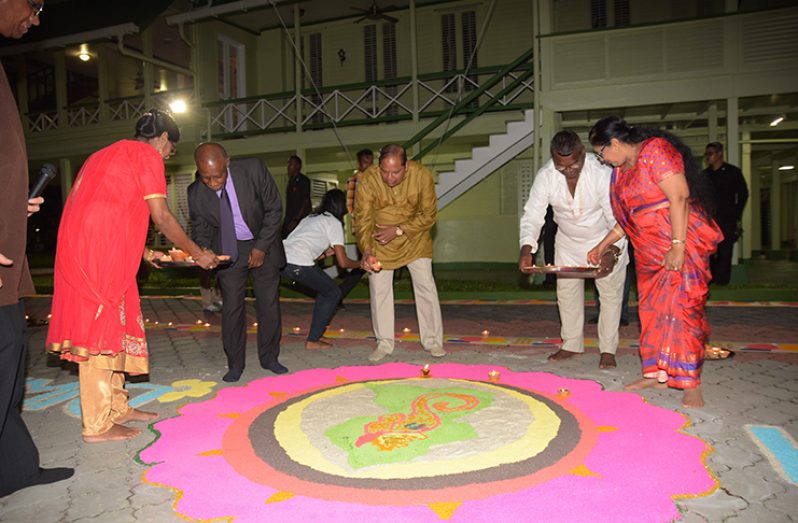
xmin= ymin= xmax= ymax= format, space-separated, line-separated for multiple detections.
xmin=557 ymin=262 xmax=626 ymax=354
xmin=368 ymin=258 xmax=443 ymax=354
xmin=78 ymin=364 xmax=132 ymax=436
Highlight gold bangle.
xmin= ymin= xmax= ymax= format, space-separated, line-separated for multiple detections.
xmin=613 ymin=225 xmax=625 ymax=239
xmin=671 ymin=238 xmax=685 ymax=245
xmin=145 ymin=249 xmax=155 ymax=261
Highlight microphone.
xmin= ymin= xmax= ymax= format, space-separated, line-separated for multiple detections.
xmin=29 ymin=163 xmax=58 ymax=199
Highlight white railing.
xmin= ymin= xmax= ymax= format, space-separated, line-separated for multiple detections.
xmin=206 ymin=67 xmax=534 ymax=137
xmin=27 ymin=111 xmax=58 ymax=132
xmin=66 ymin=105 xmax=101 ymax=127
xmin=25 ymin=90 xmax=194 ymax=133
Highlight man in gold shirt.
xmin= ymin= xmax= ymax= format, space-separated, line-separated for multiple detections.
xmin=355 ymin=144 xmax=445 ymax=362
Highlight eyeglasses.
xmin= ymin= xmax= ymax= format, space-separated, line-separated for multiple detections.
xmin=596 ymin=144 xmax=608 ymax=161
xmin=27 ymin=0 xmax=44 ymax=17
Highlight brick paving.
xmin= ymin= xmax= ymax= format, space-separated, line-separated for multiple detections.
xmin=1 ymin=296 xmax=796 ymax=522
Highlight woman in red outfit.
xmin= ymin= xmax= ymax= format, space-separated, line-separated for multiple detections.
xmin=47 ymin=110 xmax=219 ymax=442
xmin=587 ymin=116 xmax=721 ymax=408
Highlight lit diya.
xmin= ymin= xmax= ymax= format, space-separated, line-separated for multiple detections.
xmin=420 ymin=364 xmax=431 ymax=378
xmin=487 ymin=370 xmax=501 ymax=382
xmin=705 ymin=344 xmax=734 ymax=360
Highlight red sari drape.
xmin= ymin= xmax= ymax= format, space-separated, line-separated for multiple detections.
xmin=46 ymin=140 xmax=168 ymax=374
xmin=611 ymin=138 xmax=722 ymax=389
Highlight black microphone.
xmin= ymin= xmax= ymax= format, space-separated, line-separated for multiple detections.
xmin=29 ymin=163 xmax=58 ymax=199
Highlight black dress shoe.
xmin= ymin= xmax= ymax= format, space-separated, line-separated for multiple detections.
xmin=222 ymin=369 xmax=243 ymax=382
xmin=262 ymin=361 xmax=288 ymax=374
xmin=0 ymin=467 xmax=74 ymax=497
xmin=620 ymin=318 xmax=630 ymax=327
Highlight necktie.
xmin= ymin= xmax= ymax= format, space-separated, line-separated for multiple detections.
xmin=219 ymin=187 xmax=238 ymax=262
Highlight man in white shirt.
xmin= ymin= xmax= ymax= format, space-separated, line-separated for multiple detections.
xmin=519 ymin=131 xmax=628 ymax=368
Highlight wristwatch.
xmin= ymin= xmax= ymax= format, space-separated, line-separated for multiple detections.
xmin=395 ymin=226 xmax=404 ymax=236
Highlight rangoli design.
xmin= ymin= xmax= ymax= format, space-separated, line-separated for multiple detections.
xmin=138 ymin=364 xmax=717 ymax=522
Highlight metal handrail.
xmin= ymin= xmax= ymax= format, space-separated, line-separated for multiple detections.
xmin=403 ymin=47 xmax=534 ymax=152
xmin=413 ymin=68 xmax=534 ymax=160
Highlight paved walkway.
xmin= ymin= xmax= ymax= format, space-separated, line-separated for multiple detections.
xmin=1 ymin=297 xmax=796 ymax=522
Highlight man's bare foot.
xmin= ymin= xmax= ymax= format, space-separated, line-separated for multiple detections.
xmin=599 ymin=353 xmax=617 ymax=369
xmin=83 ymin=424 xmax=142 ymax=443
xmin=682 ymin=387 xmax=704 ymax=408
xmin=548 ymin=349 xmax=578 ymax=362
xmin=115 ymin=408 xmax=159 ymax=424
xmin=305 ymin=340 xmax=332 ymax=350
xmin=624 ymin=378 xmax=668 ymax=391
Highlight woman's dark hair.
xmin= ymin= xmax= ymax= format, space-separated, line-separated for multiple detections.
xmin=134 ymin=108 xmax=180 ymax=143
xmin=312 ymin=189 xmax=348 ymax=223
xmin=589 ymin=116 xmax=715 ymax=216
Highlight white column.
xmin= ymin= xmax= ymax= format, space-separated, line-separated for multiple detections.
xmin=13 ymin=56 xmax=28 ymax=126
xmin=707 ymin=102 xmax=718 ymax=143
xmin=53 ymin=51 xmax=67 ymax=129
xmin=740 ymin=129 xmax=752 ymax=259
xmin=533 ymin=0 xmax=553 ymax=174
xmin=726 ymin=96 xmax=739 ymax=166
xmin=409 ymin=0 xmax=419 ymax=124
xmin=59 ymin=158 xmax=73 ymax=204
xmin=747 ymin=133 xmax=760 ymax=253
xmin=142 ymin=27 xmax=154 ymax=109
xmin=293 ymin=4 xmax=303 ymax=134
xmin=770 ymin=160 xmax=781 ymax=252
xmin=97 ymin=46 xmax=110 ymax=122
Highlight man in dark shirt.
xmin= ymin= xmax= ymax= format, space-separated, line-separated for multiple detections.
xmin=704 ymin=142 xmax=749 ymax=285
xmin=1 ymin=0 xmax=74 ymax=497
xmin=281 ymin=155 xmax=311 ymax=238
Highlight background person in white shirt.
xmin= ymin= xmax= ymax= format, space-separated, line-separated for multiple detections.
xmin=282 ymin=189 xmax=364 ymax=349
xmin=519 ymin=131 xmax=629 ymax=368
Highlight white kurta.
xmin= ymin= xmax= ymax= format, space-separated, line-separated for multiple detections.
xmin=519 ymin=153 xmax=628 ymax=268
xmin=519 ymin=152 xmax=629 ymax=355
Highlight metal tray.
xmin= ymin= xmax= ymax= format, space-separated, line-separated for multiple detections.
xmin=157 ymin=256 xmax=231 ymax=268
xmin=523 ymin=265 xmax=601 ymax=278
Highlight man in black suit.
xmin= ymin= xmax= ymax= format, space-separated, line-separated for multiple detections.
xmin=704 ymin=142 xmax=749 ymax=285
xmin=188 ymin=143 xmax=287 ymax=382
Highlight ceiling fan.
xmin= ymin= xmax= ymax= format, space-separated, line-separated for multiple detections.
xmin=351 ymin=1 xmax=399 ymax=24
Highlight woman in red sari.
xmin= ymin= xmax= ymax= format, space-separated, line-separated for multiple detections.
xmin=47 ymin=110 xmax=219 ymax=442
xmin=587 ymin=116 xmax=721 ymax=408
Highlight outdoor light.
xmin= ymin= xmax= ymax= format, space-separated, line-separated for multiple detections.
xmin=169 ymin=99 xmax=188 ymax=114
xmin=778 ymin=165 xmax=795 ymax=171
xmin=78 ymin=43 xmax=91 ymax=62
xmin=769 ymin=116 xmax=784 ymax=127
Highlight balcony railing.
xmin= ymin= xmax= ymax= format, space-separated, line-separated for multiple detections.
xmin=203 ymin=63 xmax=533 ymax=139
xmin=25 ymin=89 xmax=194 ymax=133
xmin=22 ymin=59 xmax=534 ymax=139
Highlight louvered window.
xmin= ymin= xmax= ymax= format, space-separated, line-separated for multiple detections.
xmin=383 ymin=22 xmax=398 ymax=116
xmin=614 ymin=0 xmax=630 ymax=27
xmin=462 ymin=10 xmax=478 ymax=106
xmin=308 ymin=33 xmax=323 ymax=124
xmin=310 ymin=179 xmax=338 ymax=208
xmin=383 ymin=22 xmax=397 ymax=80
xmin=591 ymin=0 xmax=607 ymax=28
xmin=442 ymin=13 xmax=457 ymax=92
xmin=364 ymin=25 xmax=377 ymax=82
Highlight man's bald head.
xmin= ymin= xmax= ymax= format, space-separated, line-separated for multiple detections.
xmin=194 ymin=143 xmax=230 ymax=191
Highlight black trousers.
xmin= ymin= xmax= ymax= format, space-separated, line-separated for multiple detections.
xmin=710 ymin=226 xmax=735 ymax=285
xmin=216 ymin=240 xmax=282 ymax=372
xmin=0 ymin=301 xmax=40 ymax=496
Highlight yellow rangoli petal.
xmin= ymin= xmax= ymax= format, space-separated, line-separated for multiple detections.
xmin=266 ymin=491 xmax=295 ymax=503
xmin=428 ymin=502 xmax=461 ymax=520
